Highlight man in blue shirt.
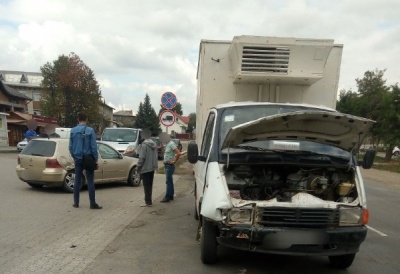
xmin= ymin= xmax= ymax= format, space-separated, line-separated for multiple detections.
xmin=69 ymin=113 xmax=102 ymax=209
xmin=25 ymin=128 xmax=38 ymax=141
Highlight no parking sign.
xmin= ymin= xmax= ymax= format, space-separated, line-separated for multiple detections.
xmin=161 ymin=92 xmax=177 ymax=110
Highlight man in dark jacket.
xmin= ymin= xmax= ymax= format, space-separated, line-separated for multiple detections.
xmin=137 ymin=129 xmax=158 ymax=207
xmin=69 ymin=113 xmax=102 ymax=209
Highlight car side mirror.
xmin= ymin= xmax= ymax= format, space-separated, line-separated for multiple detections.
xmin=187 ymin=141 xmax=199 ymax=164
xmin=359 ymin=148 xmax=376 ymax=169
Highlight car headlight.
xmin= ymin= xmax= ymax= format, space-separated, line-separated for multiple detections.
xmin=339 ymin=207 xmax=366 ymax=226
xmin=226 ymin=208 xmax=252 ymax=223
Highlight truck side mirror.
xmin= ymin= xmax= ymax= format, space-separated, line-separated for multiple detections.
xmin=187 ymin=141 xmax=199 ymax=164
xmin=359 ymin=148 xmax=376 ymax=169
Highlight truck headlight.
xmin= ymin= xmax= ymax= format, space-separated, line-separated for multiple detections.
xmin=339 ymin=207 xmax=364 ymax=226
xmin=228 ymin=208 xmax=252 ymax=223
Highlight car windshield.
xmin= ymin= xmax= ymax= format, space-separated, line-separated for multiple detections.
xmin=20 ymin=140 xmax=56 ymax=157
xmin=102 ymin=128 xmax=138 ymax=142
xmin=219 ymin=104 xmax=350 ymax=158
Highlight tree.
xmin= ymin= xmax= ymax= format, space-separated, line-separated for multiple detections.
xmin=134 ymin=94 xmax=161 ymax=136
xmin=187 ymin=112 xmax=196 ymax=133
xmin=337 ymin=69 xmax=400 ymax=160
xmin=40 ymin=53 xmax=102 ymax=128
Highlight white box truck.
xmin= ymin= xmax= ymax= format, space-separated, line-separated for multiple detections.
xmin=187 ymin=36 xmax=376 ymax=269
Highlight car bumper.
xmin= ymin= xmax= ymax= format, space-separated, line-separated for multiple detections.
xmin=16 ymin=166 xmax=66 ymax=186
xmin=217 ymin=224 xmax=367 ymax=256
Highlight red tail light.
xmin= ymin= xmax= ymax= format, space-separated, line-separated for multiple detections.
xmin=46 ymin=158 xmax=62 ymax=168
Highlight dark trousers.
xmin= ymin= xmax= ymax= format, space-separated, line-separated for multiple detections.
xmin=142 ymin=171 xmax=155 ymax=205
xmin=73 ymin=159 xmax=96 ymax=206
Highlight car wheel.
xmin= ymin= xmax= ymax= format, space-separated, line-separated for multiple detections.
xmin=62 ymin=171 xmax=82 ymax=193
xmin=201 ymin=217 xmax=218 ymax=264
xmin=328 ymin=253 xmax=356 ymax=269
xmin=394 ymin=151 xmax=400 ymax=156
xmin=27 ymin=183 xmax=44 ymax=189
xmin=127 ymin=167 xmax=142 ymax=187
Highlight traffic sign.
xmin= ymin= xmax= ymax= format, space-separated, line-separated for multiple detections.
xmin=159 ymin=110 xmax=175 ymax=127
xmin=161 ymin=92 xmax=177 ymax=109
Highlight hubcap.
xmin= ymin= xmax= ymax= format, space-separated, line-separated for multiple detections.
xmin=65 ymin=173 xmax=75 ymax=188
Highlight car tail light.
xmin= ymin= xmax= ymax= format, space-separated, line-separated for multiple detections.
xmin=46 ymin=158 xmax=62 ymax=168
xmin=362 ymin=208 xmax=369 ymax=225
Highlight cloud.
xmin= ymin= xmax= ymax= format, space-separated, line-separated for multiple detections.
xmin=1 ymin=0 xmax=400 ymax=115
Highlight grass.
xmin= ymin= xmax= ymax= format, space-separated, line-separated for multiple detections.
xmin=371 ymin=155 xmax=400 ymax=173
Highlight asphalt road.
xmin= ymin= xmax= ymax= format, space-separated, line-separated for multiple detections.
xmin=1 ymin=151 xmax=399 ymax=274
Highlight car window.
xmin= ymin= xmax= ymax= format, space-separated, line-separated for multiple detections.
xmin=102 ymin=128 xmax=138 ymax=142
xmin=20 ymin=140 xmax=56 ymax=157
xmin=98 ymin=143 xmax=120 ymax=159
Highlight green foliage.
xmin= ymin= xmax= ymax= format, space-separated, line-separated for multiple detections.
xmin=40 ymin=53 xmax=102 ymax=128
xmin=187 ymin=112 xmax=196 ymax=133
xmin=337 ymin=69 xmax=400 ymax=161
xmin=134 ymin=94 xmax=161 ymax=136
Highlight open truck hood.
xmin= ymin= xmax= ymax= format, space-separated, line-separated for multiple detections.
xmin=222 ymin=111 xmax=375 ymax=152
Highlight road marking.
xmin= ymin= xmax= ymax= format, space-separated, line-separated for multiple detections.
xmin=366 ymin=225 xmax=388 ymax=237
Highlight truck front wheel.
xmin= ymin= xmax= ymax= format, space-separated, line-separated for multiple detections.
xmin=328 ymin=253 xmax=356 ymax=269
xmin=200 ymin=217 xmax=218 ymax=264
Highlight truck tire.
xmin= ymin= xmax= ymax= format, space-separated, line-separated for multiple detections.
xmin=328 ymin=253 xmax=356 ymax=269
xmin=200 ymin=217 xmax=218 ymax=264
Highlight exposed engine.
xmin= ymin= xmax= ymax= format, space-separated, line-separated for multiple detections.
xmin=225 ymin=164 xmax=356 ymax=203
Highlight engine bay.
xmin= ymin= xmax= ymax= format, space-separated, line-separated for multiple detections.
xmin=225 ymin=164 xmax=357 ymax=203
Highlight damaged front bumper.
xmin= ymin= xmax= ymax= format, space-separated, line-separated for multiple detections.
xmin=217 ymin=224 xmax=367 ymax=256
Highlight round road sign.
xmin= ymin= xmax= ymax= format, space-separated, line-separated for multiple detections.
xmin=161 ymin=92 xmax=177 ymax=109
xmin=159 ymin=110 xmax=175 ymax=127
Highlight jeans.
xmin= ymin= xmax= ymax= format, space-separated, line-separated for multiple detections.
xmin=164 ymin=164 xmax=175 ymax=200
xmin=142 ymin=171 xmax=154 ymax=205
xmin=73 ymin=159 xmax=96 ymax=206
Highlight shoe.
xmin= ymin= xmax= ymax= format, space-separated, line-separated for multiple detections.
xmin=90 ymin=204 xmax=103 ymax=209
xmin=73 ymin=204 xmax=79 ymax=208
xmin=160 ymin=198 xmax=170 ymax=203
xmin=140 ymin=204 xmax=153 ymax=207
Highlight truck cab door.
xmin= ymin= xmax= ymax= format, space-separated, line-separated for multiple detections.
xmin=195 ymin=112 xmax=216 ymax=214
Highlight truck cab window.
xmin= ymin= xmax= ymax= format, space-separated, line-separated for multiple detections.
xmin=199 ymin=113 xmax=215 ymax=159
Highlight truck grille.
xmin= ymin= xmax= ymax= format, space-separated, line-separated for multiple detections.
xmin=257 ymin=207 xmax=339 ymax=228
xmin=241 ymin=46 xmax=290 ymax=73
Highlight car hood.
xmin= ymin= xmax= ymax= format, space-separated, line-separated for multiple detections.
xmin=221 ymin=111 xmax=375 ymax=152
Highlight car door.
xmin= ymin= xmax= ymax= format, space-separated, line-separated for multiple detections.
xmin=97 ymin=143 xmax=127 ymax=182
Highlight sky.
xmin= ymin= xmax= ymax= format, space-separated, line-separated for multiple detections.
xmin=1 ymin=0 xmax=399 ymax=116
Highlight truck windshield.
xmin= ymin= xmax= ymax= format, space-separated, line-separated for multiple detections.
xmin=102 ymin=128 xmax=138 ymax=142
